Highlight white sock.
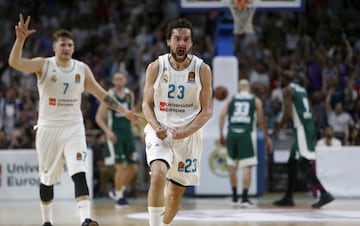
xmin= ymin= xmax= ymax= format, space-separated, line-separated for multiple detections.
xmin=115 ymin=186 xmax=125 ymax=199
xmin=77 ymin=199 xmax=91 ymax=224
xmin=148 ymin=206 xmax=165 ymax=226
xmin=40 ymin=202 xmax=53 ymax=224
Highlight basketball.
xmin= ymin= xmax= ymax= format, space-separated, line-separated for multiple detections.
xmin=213 ymin=85 xmax=228 ymax=101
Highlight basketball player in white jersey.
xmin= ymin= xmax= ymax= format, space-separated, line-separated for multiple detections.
xmin=8 ymin=14 xmax=138 ymax=226
xmin=142 ymin=18 xmax=213 ymax=226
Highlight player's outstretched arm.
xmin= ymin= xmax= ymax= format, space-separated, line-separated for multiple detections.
xmin=8 ymin=13 xmax=44 ymax=76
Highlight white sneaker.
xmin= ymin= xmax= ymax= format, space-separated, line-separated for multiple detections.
xmin=108 ymin=189 xmax=116 ymax=200
xmin=230 ymin=200 xmax=240 ymax=207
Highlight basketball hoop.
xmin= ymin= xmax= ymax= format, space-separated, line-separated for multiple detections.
xmin=235 ymin=0 xmax=248 ymax=10
xmin=228 ymin=0 xmax=256 ymax=35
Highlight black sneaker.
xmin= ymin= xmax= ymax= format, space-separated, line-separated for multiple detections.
xmin=81 ymin=218 xmax=99 ymax=226
xmin=240 ymin=199 xmax=254 ymax=208
xmin=42 ymin=222 xmax=53 ymax=226
xmin=311 ymin=192 xmax=334 ymax=209
xmin=273 ymin=196 xmax=295 ymax=207
xmin=115 ymin=198 xmax=129 ymax=209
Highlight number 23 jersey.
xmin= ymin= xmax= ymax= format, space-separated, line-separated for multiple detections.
xmin=153 ymin=53 xmax=203 ymax=128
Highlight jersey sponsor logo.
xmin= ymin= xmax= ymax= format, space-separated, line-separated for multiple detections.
xmin=187 ymin=72 xmax=195 ymax=83
xmin=76 ymin=152 xmax=82 ymax=161
xmin=177 ymin=161 xmax=185 ymax=172
xmin=49 ymin=98 xmax=56 ymax=106
xmin=75 ymin=73 xmax=81 ymax=83
xmin=159 ymin=102 xmax=191 ymax=113
xmin=160 ymin=101 xmax=167 ymax=111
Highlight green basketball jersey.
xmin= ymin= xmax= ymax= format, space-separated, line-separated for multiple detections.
xmin=108 ymin=88 xmax=131 ymax=131
xmin=289 ymin=83 xmax=314 ymax=128
xmin=227 ymin=92 xmax=256 ymax=132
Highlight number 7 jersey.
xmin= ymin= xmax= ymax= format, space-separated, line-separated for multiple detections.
xmin=37 ymin=57 xmax=85 ymax=127
xmin=153 ymin=53 xmax=203 ymax=128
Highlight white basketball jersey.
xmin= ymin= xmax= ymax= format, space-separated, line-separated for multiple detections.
xmin=37 ymin=57 xmax=85 ymax=126
xmin=154 ymin=54 xmax=203 ymax=128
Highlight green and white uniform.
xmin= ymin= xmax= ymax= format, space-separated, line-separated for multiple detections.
xmin=105 ymin=88 xmax=137 ymax=165
xmin=289 ymin=83 xmax=316 ymax=160
xmin=226 ymin=91 xmax=258 ymax=168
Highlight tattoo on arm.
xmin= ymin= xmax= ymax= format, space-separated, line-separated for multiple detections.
xmin=104 ymin=95 xmax=119 ymax=110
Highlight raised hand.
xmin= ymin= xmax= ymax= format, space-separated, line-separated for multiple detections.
xmin=15 ymin=13 xmax=36 ymax=40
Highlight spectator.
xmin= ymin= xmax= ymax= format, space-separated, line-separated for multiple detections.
xmin=7 ymin=127 xmax=32 ymax=149
xmin=326 ymin=89 xmax=354 ymax=143
xmin=315 ymin=125 xmax=342 ymax=147
xmin=0 ymin=87 xmax=22 ymax=139
xmin=344 ymin=126 xmax=360 ymax=146
xmin=0 ymin=129 xmax=9 ymax=149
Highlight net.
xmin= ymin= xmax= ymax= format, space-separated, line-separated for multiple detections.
xmin=228 ymin=0 xmax=256 ymax=35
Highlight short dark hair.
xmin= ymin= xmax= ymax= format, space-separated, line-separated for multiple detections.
xmin=166 ymin=18 xmax=194 ymax=41
xmin=52 ymin=29 xmax=74 ymax=42
xmin=281 ymin=70 xmax=294 ymax=81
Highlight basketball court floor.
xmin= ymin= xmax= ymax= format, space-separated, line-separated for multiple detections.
xmin=1 ymin=193 xmax=360 ymax=226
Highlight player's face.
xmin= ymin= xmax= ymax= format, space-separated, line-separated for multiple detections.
xmin=167 ymin=28 xmax=193 ymax=62
xmin=53 ymin=37 xmax=74 ymax=61
xmin=112 ymin=73 xmax=127 ymax=88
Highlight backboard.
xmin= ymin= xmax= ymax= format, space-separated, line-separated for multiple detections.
xmin=178 ymin=0 xmax=305 ymax=11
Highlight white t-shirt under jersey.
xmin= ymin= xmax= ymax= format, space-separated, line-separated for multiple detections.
xmin=37 ymin=57 xmax=85 ymax=127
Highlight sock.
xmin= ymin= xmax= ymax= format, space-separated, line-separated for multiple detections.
xmin=40 ymin=202 xmax=53 ymax=224
xmin=232 ymin=186 xmax=237 ymax=202
xmin=162 ymin=223 xmax=171 ymax=226
xmin=242 ymin=189 xmax=248 ymax=202
xmin=77 ymin=199 xmax=91 ymax=224
xmin=299 ymin=160 xmax=327 ymax=195
xmin=148 ymin=206 xmax=165 ymax=226
xmin=116 ymin=186 xmax=125 ymax=199
xmin=285 ymin=158 xmax=297 ymax=199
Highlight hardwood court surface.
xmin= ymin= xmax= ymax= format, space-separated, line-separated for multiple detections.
xmin=1 ymin=194 xmax=360 ymax=226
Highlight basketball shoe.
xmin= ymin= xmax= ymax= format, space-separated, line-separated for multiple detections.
xmin=311 ymin=192 xmax=334 ymax=209
xmin=81 ymin=218 xmax=99 ymax=226
xmin=273 ymin=196 xmax=295 ymax=207
xmin=240 ymin=199 xmax=254 ymax=208
xmin=115 ymin=198 xmax=129 ymax=209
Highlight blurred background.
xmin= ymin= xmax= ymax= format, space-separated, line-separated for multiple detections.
xmin=0 ymin=0 xmax=360 ymax=200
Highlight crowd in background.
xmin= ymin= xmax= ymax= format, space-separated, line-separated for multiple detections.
xmin=1 ymin=0 xmax=360 ymax=195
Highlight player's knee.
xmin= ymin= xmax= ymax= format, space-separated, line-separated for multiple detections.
xmin=40 ymin=183 xmax=54 ymax=202
xmin=71 ymin=172 xmax=89 ymax=198
xmin=150 ymin=170 xmax=166 ymax=183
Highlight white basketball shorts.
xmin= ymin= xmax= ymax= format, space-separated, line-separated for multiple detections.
xmin=144 ymin=124 xmax=203 ymax=186
xmin=35 ymin=123 xmax=88 ymax=185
